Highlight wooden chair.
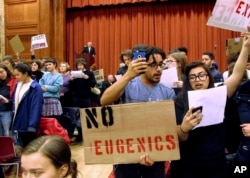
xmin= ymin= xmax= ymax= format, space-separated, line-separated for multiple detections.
xmin=0 ymin=136 xmax=20 ymax=178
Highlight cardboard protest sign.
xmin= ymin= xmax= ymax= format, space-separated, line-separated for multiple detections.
xmin=80 ymin=100 xmax=180 ymax=164
xmin=31 ymin=34 xmax=48 ymax=49
xmin=9 ymin=35 xmax=25 ymax=53
xmin=207 ymin=0 xmax=250 ymax=32
xmin=93 ymin=69 xmax=104 ymax=83
xmin=226 ymin=37 xmax=243 ymax=56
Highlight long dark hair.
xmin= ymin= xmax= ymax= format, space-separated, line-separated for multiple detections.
xmin=175 ymin=61 xmax=214 ymax=112
xmin=0 ymin=63 xmax=13 ymax=83
xmin=14 ymin=63 xmax=32 ymax=77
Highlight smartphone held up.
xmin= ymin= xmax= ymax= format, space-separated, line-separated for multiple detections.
xmin=133 ymin=50 xmax=146 ymax=60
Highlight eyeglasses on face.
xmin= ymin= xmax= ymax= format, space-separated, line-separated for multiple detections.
xmin=147 ymin=62 xmax=165 ymax=69
xmin=188 ymin=73 xmax=208 ymax=81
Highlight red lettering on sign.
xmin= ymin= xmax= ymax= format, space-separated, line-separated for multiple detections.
xmin=137 ymin=137 xmax=146 ymax=152
xmin=236 ymin=1 xmax=245 ymax=14
xmin=93 ymin=135 xmax=177 ymax=155
xmin=94 ymin=140 xmax=102 ymax=155
xmin=105 ymin=140 xmax=113 ymax=154
xmin=166 ymin=135 xmax=176 ymax=150
xmin=235 ymin=1 xmax=250 ymax=18
xmin=147 ymin=136 xmax=153 ymax=152
xmin=126 ymin=138 xmax=135 ymax=153
xmin=155 ymin=136 xmax=163 ymax=151
xmin=116 ymin=139 xmax=125 ymax=153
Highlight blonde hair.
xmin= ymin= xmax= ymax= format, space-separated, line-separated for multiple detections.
xmin=169 ymin=52 xmax=187 ymax=81
xmin=60 ymin=62 xmax=71 ymax=72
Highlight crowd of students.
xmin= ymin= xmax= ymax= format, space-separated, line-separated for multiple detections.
xmin=100 ymin=36 xmax=250 ymax=177
xmin=1 ymin=30 xmax=250 ymax=177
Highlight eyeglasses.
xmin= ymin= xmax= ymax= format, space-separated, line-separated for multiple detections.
xmin=147 ymin=62 xmax=165 ymax=69
xmin=165 ymin=60 xmax=177 ymax=63
xmin=188 ymin=73 xmax=208 ymax=81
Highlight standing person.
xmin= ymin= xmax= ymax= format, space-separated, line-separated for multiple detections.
xmin=170 ymin=28 xmax=250 ymax=178
xmin=177 ymin=46 xmax=188 ymax=60
xmin=12 ymin=63 xmax=43 ymax=147
xmin=30 ymin=59 xmax=44 ymax=82
xmin=101 ymin=45 xmax=176 ymax=178
xmin=116 ymin=49 xmax=133 ymax=75
xmin=101 ymin=74 xmax=116 ymax=95
xmin=201 ymin=51 xmax=224 ymax=84
xmin=0 ymin=63 xmax=17 ymax=136
xmin=82 ymin=41 xmax=96 ymax=57
xmin=21 ymin=135 xmax=78 ymax=178
xmin=71 ymin=58 xmax=97 ymax=108
xmin=2 ymin=55 xmax=15 ymax=73
xmin=39 ymin=58 xmax=63 ymax=118
xmin=70 ymin=58 xmax=97 ymax=141
xmin=165 ymin=51 xmax=187 ymax=95
xmin=59 ymin=62 xmax=72 ymax=107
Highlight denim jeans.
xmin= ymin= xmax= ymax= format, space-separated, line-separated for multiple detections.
xmin=0 ymin=111 xmax=12 ymax=136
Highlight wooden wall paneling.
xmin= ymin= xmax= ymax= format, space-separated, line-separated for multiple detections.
xmin=38 ymin=0 xmax=52 ymax=59
xmin=5 ymin=0 xmax=39 ymax=59
xmin=4 ymin=0 xmax=67 ymax=63
xmin=38 ymin=0 xmax=66 ymax=63
xmin=52 ymin=0 xmax=66 ymax=62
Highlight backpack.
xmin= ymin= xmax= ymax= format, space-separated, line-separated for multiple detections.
xmin=37 ymin=117 xmax=71 ymax=144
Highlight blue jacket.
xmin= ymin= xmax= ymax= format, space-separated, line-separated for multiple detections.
xmin=210 ymin=66 xmax=224 ymax=83
xmin=12 ymin=81 xmax=43 ymax=132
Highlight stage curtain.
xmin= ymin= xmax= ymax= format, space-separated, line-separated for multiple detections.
xmin=67 ymin=0 xmax=157 ymax=8
xmin=66 ymin=1 xmax=240 ymax=76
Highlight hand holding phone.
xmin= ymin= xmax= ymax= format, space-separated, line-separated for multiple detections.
xmin=133 ymin=50 xmax=146 ymax=60
xmin=192 ymin=106 xmax=203 ymax=114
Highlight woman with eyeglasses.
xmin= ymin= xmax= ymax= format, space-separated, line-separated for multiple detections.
xmin=170 ymin=27 xmax=250 ymax=178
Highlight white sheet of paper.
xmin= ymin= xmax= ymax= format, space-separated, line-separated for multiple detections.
xmin=115 ymin=74 xmax=122 ymax=81
xmin=188 ymin=86 xmax=227 ymax=129
xmin=0 ymin=95 xmax=7 ymax=102
xmin=160 ymin=67 xmax=178 ymax=87
xmin=207 ymin=0 xmax=250 ymax=32
xmin=71 ymin=71 xmax=84 ymax=78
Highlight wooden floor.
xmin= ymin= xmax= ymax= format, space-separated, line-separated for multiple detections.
xmin=70 ymin=142 xmax=113 ymax=178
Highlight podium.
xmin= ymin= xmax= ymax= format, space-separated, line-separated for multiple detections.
xmin=74 ymin=53 xmax=95 ymax=70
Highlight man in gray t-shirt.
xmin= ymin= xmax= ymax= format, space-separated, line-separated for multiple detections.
xmin=101 ymin=45 xmax=175 ymax=178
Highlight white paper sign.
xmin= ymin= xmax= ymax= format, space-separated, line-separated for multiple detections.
xmin=188 ymin=86 xmax=227 ymax=129
xmin=160 ymin=67 xmax=178 ymax=87
xmin=207 ymin=0 xmax=250 ymax=32
xmin=31 ymin=34 xmax=48 ymax=49
xmin=115 ymin=74 xmax=122 ymax=81
xmin=71 ymin=71 xmax=84 ymax=78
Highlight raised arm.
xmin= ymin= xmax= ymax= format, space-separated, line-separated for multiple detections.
xmin=225 ymin=26 xmax=250 ymax=98
xmin=100 ymin=58 xmax=147 ymax=105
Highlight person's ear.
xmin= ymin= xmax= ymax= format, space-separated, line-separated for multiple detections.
xmin=59 ymin=164 xmax=69 ymax=178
